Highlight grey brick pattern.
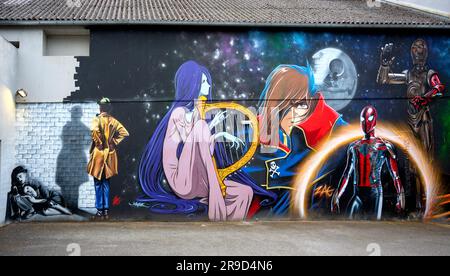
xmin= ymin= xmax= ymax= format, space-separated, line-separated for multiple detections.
xmin=15 ymin=103 xmax=98 ymax=209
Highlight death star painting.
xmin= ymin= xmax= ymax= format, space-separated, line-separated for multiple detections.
xmin=311 ymin=48 xmax=358 ymax=111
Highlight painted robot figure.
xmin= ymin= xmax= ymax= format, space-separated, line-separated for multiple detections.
xmin=138 ymin=60 xmax=275 ymax=221
xmin=377 ymin=39 xmax=445 ymax=155
xmin=243 ymin=65 xmax=347 ymax=217
xmin=377 ymin=39 xmax=445 ymax=211
xmin=331 ymin=106 xmax=406 ymax=220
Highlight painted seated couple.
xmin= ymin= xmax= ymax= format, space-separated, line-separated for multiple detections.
xmin=137 ymin=60 xmax=347 ymax=221
xmin=7 ymin=166 xmax=72 ymax=221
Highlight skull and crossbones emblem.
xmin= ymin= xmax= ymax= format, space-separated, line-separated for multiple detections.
xmin=269 ymin=161 xmax=280 ymax=178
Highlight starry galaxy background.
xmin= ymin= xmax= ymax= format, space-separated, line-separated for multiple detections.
xmin=67 ymin=27 xmax=450 ymax=217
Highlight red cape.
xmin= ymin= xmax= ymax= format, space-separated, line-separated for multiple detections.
xmin=247 ymin=93 xmax=340 ymax=219
xmin=295 ymin=93 xmax=340 ymax=150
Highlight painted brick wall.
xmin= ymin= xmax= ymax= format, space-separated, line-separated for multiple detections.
xmin=15 ymin=103 xmax=98 ymax=209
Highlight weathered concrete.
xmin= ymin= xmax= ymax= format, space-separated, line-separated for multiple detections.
xmin=0 ymin=221 xmax=449 ymax=256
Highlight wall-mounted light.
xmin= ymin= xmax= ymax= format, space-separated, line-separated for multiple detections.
xmin=16 ymin=89 xmax=28 ymax=98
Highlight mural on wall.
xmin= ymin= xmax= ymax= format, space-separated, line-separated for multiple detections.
xmin=7 ymin=166 xmax=72 ymax=221
xmin=331 ymin=106 xmax=405 ymax=220
xmin=377 ymin=40 xmax=445 ymax=212
xmin=87 ymin=98 xmax=129 ymax=220
xmin=137 ymin=61 xmax=275 ymax=221
xmin=239 ymin=64 xmax=347 ymax=217
xmin=311 ymin=48 xmax=358 ymax=111
xmin=9 ymin=28 xmax=449 ymax=222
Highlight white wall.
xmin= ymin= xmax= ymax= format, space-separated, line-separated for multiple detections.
xmin=0 ymin=27 xmax=85 ymax=103
xmin=45 ymin=35 xmax=90 ymax=57
xmin=0 ymin=26 xmax=88 ymax=222
xmin=0 ymin=35 xmax=18 ymax=224
xmin=384 ymin=0 xmax=450 ymax=17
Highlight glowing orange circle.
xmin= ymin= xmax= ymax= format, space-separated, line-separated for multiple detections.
xmin=291 ymin=123 xmax=441 ymax=220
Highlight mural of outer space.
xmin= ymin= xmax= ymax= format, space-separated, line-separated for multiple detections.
xmin=28 ymin=27 xmax=449 ymax=221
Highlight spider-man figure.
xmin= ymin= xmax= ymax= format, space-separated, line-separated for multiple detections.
xmin=331 ymin=106 xmax=405 ymax=220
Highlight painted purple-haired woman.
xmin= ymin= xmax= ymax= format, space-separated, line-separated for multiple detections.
xmin=138 ymin=60 xmax=275 ymax=221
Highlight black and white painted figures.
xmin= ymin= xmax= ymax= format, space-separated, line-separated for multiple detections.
xmin=7 ymin=166 xmax=72 ymax=221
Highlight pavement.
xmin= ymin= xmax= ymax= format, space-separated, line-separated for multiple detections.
xmin=0 ymin=220 xmax=449 ymax=256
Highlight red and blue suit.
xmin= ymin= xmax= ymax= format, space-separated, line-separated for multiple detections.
xmin=332 ymin=106 xmax=405 ymax=220
xmin=244 ymin=93 xmax=347 ymax=217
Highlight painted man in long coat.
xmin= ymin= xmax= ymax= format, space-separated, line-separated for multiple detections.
xmin=87 ymin=98 xmax=129 ymax=219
